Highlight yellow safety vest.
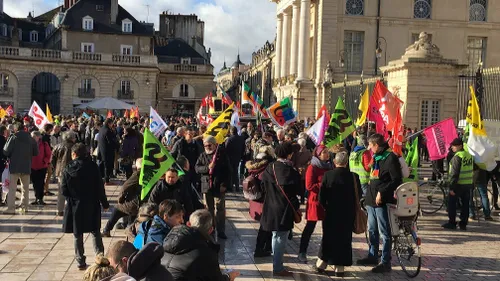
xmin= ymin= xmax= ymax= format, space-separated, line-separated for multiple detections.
xmin=350 ymin=149 xmax=370 ymax=184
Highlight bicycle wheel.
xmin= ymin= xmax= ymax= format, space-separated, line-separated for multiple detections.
xmin=395 ymin=230 xmax=422 ymax=278
xmin=419 ymin=182 xmax=445 ymax=214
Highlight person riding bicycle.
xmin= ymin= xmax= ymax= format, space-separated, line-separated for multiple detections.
xmin=442 ymin=138 xmax=473 ymax=231
xmin=357 ymin=133 xmax=402 ymax=274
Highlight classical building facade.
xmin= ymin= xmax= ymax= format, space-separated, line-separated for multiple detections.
xmin=216 ymin=54 xmax=248 ymax=102
xmin=0 ymin=0 xmax=159 ymax=114
xmin=245 ymin=40 xmax=276 ymax=107
xmin=270 ymin=0 xmax=500 ymax=118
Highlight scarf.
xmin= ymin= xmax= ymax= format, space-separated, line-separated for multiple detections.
xmin=371 ymin=148 xmax=392 ymax=179
xmin=310 ymin=156 xmax=333 ymax=170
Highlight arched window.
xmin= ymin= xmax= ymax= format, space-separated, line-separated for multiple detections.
xmin=414 ymin=0 xmax=431 ymax=19
xmin=470 ymin=0 xmax=487 ymax=22
xmin=345 ymin=0 xmax=364 ymax=16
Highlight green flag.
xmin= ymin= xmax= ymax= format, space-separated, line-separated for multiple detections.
xmin=140 ymin=128 xmax=176 ymax=200
xmin=404 ymin=137 xmax=419 ymax=182
xmin=324 ymin=97 xmax=356 ymax=148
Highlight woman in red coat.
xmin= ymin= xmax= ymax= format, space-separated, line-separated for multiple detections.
xmin=298 ymin=145 xmax=333 ymax=262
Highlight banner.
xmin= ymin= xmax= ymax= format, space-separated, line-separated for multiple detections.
xmin=368 ymin=81 xmax=402 ymax=133
xmin=356 ymin=86 xmax=369 ymax=126
xmin=5 ymin=105 xmax=13 ymax=117
xmin=82 ymin=112 xmax=90 ymax=119
xmin=230 ymin=106 xmax=241 ymax=135
xmin=0 ymin=107 xmax=6 ymax=119
xmin=149 ymin=107 xmax=168 ymax=138
xmin=317 ymin=104 xmax=328 ymax=120
xmin=404 ymin=137 xmax=420 ymax=182
xmin=46 ymin=104 xmax=53 ymax=123
xmin=28 ymin=101 xmax=50 ymax=129
xmin=266 ymin=97 xmax=296 ymax=127
xmin=218 ymin=84 xmax=233 ymax=105
xmin=242 ymin=82 xmax=251 ymax=105
xmin=124 ymin=109 xmax=129 ymax=118
xmin=423 ymin=118 xmax=457 ymax=161
xmin=140 ymin=128 xmax=176 ymax=200
xmin=324 ymin=97 xmax=356 ymax=148
xmin=204 ymin=103 xmax=235 ymax=144
xmin=483 ymin=120 xmax=500 ymax=161
xmin=107 ymin=110 xmax=112 ymax=118
xmin=306 ymin=113 xmax=327 ymax=145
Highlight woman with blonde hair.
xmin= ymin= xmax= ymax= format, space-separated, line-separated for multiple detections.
xmin=83 ymin=255 xmax=119 ymax=281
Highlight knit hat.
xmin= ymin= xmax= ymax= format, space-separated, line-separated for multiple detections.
xmin=314 ymin=145 xmax=327 ymax=157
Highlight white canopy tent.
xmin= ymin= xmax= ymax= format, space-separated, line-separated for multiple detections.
xmin=76 ymin=97 xmax=134 ymax=110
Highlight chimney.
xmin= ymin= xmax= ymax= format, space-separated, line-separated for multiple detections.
xmin=0 ymin=0 xmax=3 ymax=14
xmin=110 ymin=0 xmax=118 ymax=24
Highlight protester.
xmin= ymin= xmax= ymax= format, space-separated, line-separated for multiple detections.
xmin=298 ymin=144 xmax=332 ymax=262
xmin=3 ymin=122 xmax=39 ymax=214
xmin=357 ymin=133 xmax=402 ymax=273
xmin=260 ymin=142 xmax=301 ymax=276
xmin=51 ymin=131 xmax=77 ymax=216
xmin=349 ymin=134 xmax=371 ymax=196
xmin=171 ymin=127 xmax=202 ymax=174
xmin=442 ymin=138 xmax=474 ymax=230
xmin=98 ymin=118 xmax=118 ymax=184
xmin=162 ymin=209 xmax=240 ymax=281
xmin=195 ymin=136 xmax=230 ymax=239
xmin=106 ymin=240 xmax=173 ymax=281
xmin=177 ymin=155 xmax=203 ymax=215
xmin=314 ymin=151 xmax=356 ymax=276
xmin=83 ymin=255 xmax=117 ymax=281
xmin=30 ymin=131 xmax=52 ymax=206
xmin=102 ymin=158 xmax=143 ymax=237
xmin=62 ymin=143 xmax=109 ymax=270
xmin=225 ymin=126 xmax=245 ymax=192
xmin=126 ymin=203 xmax=158 ymax=243
xmin=120 ymin=127 xmax=138 ymax=179
xmin=147 ymin=168 xmax=193 ymax=216
xmin=0 ymin=125 xmax=8 ymax=204
xmin=145 ymin=199 xmax=184 ymax=245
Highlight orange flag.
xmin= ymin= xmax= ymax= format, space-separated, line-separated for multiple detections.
xmin=134 ymin=106 xmax=139 ymax=118
xmin=124 ymin=109 xmax=129 ymax=118
xmin=107 ymin=110 xmax=112 ymax=118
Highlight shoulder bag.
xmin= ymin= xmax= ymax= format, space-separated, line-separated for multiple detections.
xmin=352 ymin=173 xmax=368 ymax=234
xmin=272 ymin=163 xmax=302 ymax=224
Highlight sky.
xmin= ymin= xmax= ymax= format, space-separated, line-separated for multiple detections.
xmin=4 ymin=0 xmax=277 ymax=74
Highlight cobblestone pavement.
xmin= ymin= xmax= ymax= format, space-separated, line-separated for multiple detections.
xmin=0 ymin=172 xmax=498 ymax=280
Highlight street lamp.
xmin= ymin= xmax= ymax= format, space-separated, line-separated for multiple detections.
xmin=339 ymin=50 xmax=346 ymax=69
xmin=376 ymin=37 xmax=387 ymax=73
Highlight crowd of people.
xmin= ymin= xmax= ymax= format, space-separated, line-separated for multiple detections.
xmin=0 ymin=112 xmax=497 ymax=280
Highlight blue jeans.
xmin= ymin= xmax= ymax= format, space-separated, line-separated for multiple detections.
xmin=470 ymin=184 xmax=491 ymax=217
xmin=272 ymin=230 xmax=289 ymax=273
xmin=361 ymin=184 xmax=368 ymax=197
xmin=366 ymin=205 xmax=392 ymax=264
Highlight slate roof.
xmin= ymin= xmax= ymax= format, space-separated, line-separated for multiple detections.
xmin=60 ymin=0 xmax=152 ymax=35
xmin=155 ymin=38 xmax=207 ymax=65
xmin=0 ymin=13 xmax=46 ymax=42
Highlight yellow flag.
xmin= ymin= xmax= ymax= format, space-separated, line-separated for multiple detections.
xmin=46 ymin=104 xmax=53 ymax=123
xmin=0 ymin=108 xmax=6 ymax=119
xmin=356 ymin=86 xmax=369 ymax=126
xmin=204 ymin=103 xmax=235 ymax=144
xmin=466 ymin=86 xmax=485 ymax=136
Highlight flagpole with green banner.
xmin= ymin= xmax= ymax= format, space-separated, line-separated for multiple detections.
xmin=404 ymin=137 xmax=419 ymax=182
xmin=139 ymin=128 xmax=177 ymax=200
xmin=323 ymin=97 xmax=356 ymax=148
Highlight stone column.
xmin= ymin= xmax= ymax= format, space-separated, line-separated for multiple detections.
xmin=280 ymin=9 xmax=291 ymax=79
xmin=297 ymin=0 xmax=311 ymax=81
xmin=274 ymin=14 xmax=283 ymax=80
xmin=289 ymin=1 xmax=300 ymax=76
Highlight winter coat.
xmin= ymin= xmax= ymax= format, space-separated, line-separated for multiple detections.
xmin=61 ymin=157 xmax=109 ymax=235
xmin=97 ymin=125 xmax=118 ymax=162
xmin=225 ymin=134 xmax=245 ymax=166
xmin=31 ymin=140 xmax=52 ymax=171
xmin=147 ymin=180 xmax=193 ymax=216
xmin=51 ymin=140 xmax=75 ymax=177
xmin=121 ymin=135 xmax=138 ymax=159
xmin=260 ymin=160 xmax=301 ymax=232
xmin=0 ymin=135 xmax=6 ymax=172
xmin=171 ymin=138 xmax=202 ymax=168
xmin=304 ymin=163 xmax=330 ymax=221
xmin=126 ymin=242 xmax=174 ymax=281
xmin=195 ymin=147 xmax=231 ymax=196
xmin=161 ymin=225 xmax=230 ymax=281
xmin=246 ymin=159 xmax=271 ymax=220
xmin=365 ymin=148 xmax=403 ymax=207
xmin=116 ymin=170 xmax=141 ymax=216
xmin=318 ymin=167 xmax=356 ymax=266
xmin=293 ymin=148 xmax=312 ymax=177
xmin=146 ymin=215 xmax=172 ymax=245
xmin=3 ymin=130 xmax=39 ymax=174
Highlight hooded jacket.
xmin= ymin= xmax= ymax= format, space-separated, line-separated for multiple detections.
xmin=147 ymin=180 xmax=193 ymax=216
xmin=128 ymin=242 xmax=174 ymax=281
xmin=161 ymin=225 xmax=229 ymax=281
xmin=146 ymin=215 xmax=172 ymax=245
xmin=3 ymin=130 xmax=39 ymax=174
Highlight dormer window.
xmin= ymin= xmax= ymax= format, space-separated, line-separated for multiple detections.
xmin=0 ymin=24 xmax=7 ymax=37
xmin=30 ymin=31 xmax=38 ymax=42
xmin=122 ymin=19 xmax=132 ymax=33
xmin=83 ymin=16 xmax=93 ymax=31
xmin=18 ymin=29 xmax=22 ymax=40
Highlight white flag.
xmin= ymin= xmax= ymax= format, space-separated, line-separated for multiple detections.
xmin=149 ymin=107 xmax=168 ymax=137
xmin=230 ymin=107 xmax=241 ymax=135
xmin=306 ymin=114 xmax=326 ymax=145
xmin=28 ymin=101 xmax=49 ymax=129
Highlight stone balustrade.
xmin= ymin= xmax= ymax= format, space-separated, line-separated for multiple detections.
xmin=160 ymin=63 xmax=213 ymax=74
xmin=0 ymin=46 xmax=157 ymax=67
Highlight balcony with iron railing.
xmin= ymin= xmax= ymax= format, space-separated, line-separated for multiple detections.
xmin=117 ymin=90 xmax=134 ymax=100
xmin=0 ymin=86 xmax=13 ymax=97
xmin=159 ymin=63 xmax=213 ymax=74
xmin=78 ymin=88 xmax=95 ymax=99
xmin=0 ymin=46 xmax=157 ymax=67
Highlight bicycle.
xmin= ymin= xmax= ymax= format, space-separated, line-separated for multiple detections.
xmin=471 ymin=186 xmax=495 ymax=221
xmin=418 ymin=176 xmax=447 ymax=214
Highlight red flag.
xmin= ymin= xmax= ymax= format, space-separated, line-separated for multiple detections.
xmin=124 ymin=109 xmax=129 ymax=118
xmin=236 ymin=101 xmax=241 ymax=111
xmin=371 ymin=81 xmax=403 ymax=132
xmin=107 ymin=110 xmax=112 ymax=118
xmin=423 ymin=118 xmax=458 ymax=161
xmin=135 ymin=106 xmax=139 ymax=118
xmin=207 ymin=93 xmax=214 ymax=110
xmin=367 ymin=94 xmax=388 ymax=138
xmin=317 ymin=105 xmax=328 ymax=120
xmin=6 ymin=105 xmax=14 ymax=116
xmin=391 ymin=114 xmax=404 ymax=156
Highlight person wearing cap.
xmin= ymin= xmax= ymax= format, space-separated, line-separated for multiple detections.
xmin=349 ymin=134 xmax=372 ymax=197
xmin=195 ymin=135 xmax=230 ymax=240
xmin=442 ymin=138 xmax=474 ymax=230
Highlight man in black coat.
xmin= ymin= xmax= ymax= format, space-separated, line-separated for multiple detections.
xmin=148 ymin=168 xmax=193 ymax=216
xmin=106 ymin=240 xmax=174 ymax=281
xmin=61 ymin=143 xmax=109 ymax=270
xmin=161 ymin=210 xmax=239 ymax=281
xmin=171 ymin=127 xmax=202 ymax=184
xmin=225 ymin=127 xmax=245 ymax=192
xmin=357 ymin=134 xmax=402 ymax=274
xmin=195 ymin=136 xmax=230 ymax=239
xmin=97 ymin=118 xmax=118 ymax=184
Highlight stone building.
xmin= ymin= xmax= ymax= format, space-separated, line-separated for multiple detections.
xmin=216 ymin=54 xmax=248 ymax=102
xmin=0 ymin=0 xmax=158 ymax=114
xmin=245 ymin=40 xmax=276 ymax=107
xmin=270 ymin=0 xmax=500 ymax=118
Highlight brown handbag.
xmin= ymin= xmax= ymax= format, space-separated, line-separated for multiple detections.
xmin=352 ymin=174 xmax=368 ymax=234
xmin=273 ymin=164 xmax=302 ymax=224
